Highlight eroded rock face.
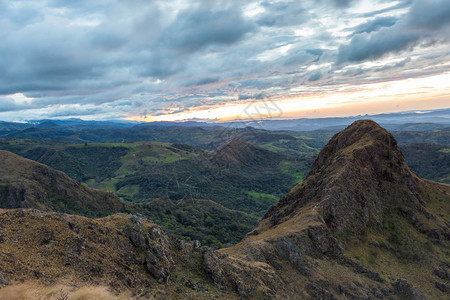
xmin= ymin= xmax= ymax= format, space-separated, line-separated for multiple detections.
xmin=126 ymin=215 xmax=174 ymax=283
xmin=203 ymin=249 xmax=278 ymax=298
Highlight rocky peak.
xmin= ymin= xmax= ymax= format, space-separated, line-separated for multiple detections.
xmin=309 ymin=119 xmax=401 ymax=175
xmin=261 ymin=120 xmax=423 ymax=235
xmin=221 ymin=120 xmax=449 ymax=299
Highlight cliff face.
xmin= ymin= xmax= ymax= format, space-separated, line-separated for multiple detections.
xmin=0 ymin=150 xmax=124 ymax=216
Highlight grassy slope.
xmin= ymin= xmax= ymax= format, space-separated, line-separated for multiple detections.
xmin=0 ymin=139 xmax=312 ymax=216
xmin=0 ymin=141 xmax=273 ymax=247
xmin=344 ymin=180 xmax=450 ymax=299
xmin=0 ymin=150 xmax=124 ymax=217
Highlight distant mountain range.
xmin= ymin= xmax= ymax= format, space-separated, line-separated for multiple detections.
xmin=1 ymin=108 xmax=450 ymax=132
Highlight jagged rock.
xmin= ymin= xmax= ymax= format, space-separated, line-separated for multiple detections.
xmin=193 ymin=240 xmax=201 ymax=250
xmin=433 ymin=268 xmax=449 ymax=280
xmin=68 ymin=221 xmax=81 ymax=234
xmin=341 ymin=258 xmax=385 ymax=283
xmin=435 ymin=282 xmax=449 ymax=293
xmin=146 ymin=252 xmax=171 ymax=283
xmin=203 ymin=249 xmax=278 ymax=298
xmin=392 ymin=279 xmax=427 ymax=299
xmin=0 ymin=230 xmax=3 ymax=243
xmin=175 ymin=238 xmax=185 ymax=250
xmin=306 ymin=283 xmax=337 ymax=300
xmin=306 ymin=225 xmax=343 ymax=257
xmin=74 ymin=238 xmax=86 ymax=255
xmin=129 ymin=224 xmax=146 ymax=248
xmin=185 ymin=279 xmax=208 ymax=292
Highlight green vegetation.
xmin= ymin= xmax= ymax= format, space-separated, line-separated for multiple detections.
xmin=0 ymin=138 xmax=311 ymax=217
xmin=382 ymin=210 xmax=434 ymax=261
xmin=133 ymin=199 xmax=258 ymax=248
xmin=400 ymin=143 xmax=450 ymax=184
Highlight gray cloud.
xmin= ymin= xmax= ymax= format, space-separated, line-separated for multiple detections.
xmin=338 ymin=0 xmax=450 ymax=63
xmin=308 ymin=71 xmax=322 ymax=82
xmin=337 ymin=30 xmax=420 ymax=63
xmin=164 ymin=4 xmax=254 ymax=53
xmin=352 ymin=16 xmax=397 ymax=35
xmin=257 ymin=1 xmax=308 ymax=27
xmin=0 ymin=97 xmax=32 ymax=112
xmin=407 ymin=0 xmax=450 ymax=30
xmin=330 ymin=0 xmax=355 ymax=8
xmin=0 ymin=0 xmax=449 ymax=120
xmin=238 ymin=93 xmax=264 ymax=100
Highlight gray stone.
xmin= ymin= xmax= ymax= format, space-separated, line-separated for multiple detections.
xmin=435 ymin=282 xmax=448 ymax=293
xmin=193 ymin=240 xmax=201 ymax=250
xmin=130 ymin=225 xmax=146 ymax=248
xmin=392 ymin=279 xmax=427 ymax=300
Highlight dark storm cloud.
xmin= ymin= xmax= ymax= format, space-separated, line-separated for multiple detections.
xmin=337 ymin=0 xmax=450 ymax=63
xmin=0 ymin=0 xmax=252 ymax=104
xmin=187 ymin=77 xmax=221 ymax=86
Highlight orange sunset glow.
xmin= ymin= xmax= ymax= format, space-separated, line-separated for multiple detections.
xmin=127 ymin=72 xmax=450 ymax=122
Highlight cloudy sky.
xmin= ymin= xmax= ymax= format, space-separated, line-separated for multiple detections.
xmin=0 ymin=0 xmax=449 ymax=122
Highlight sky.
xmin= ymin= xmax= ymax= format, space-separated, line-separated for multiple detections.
xmin=0 ymin=0 xmax=449 ymax=122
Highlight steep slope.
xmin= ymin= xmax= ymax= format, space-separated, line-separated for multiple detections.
xmin=261 ymin=119 xmax=427 ymax=234
xmin=222 ymin=120 xmax=450 ymax=299
xmin=0 ymin=150 xmax=124 ymax=216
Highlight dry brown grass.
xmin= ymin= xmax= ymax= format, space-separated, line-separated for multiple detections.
xmin=0 ymin=282 xmax=132 ymax=300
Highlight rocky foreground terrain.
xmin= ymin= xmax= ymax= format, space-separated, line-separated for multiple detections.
xmin=0 ymin=120 xmax=448 ymax=299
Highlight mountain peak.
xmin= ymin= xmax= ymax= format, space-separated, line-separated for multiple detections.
xmin=259 ymin=120 xmax=423 ymax=235
xmin=224 ymin=120 xmax=450 ymax=299
xmin=309 ymin=119 xmax=399 ymax=175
